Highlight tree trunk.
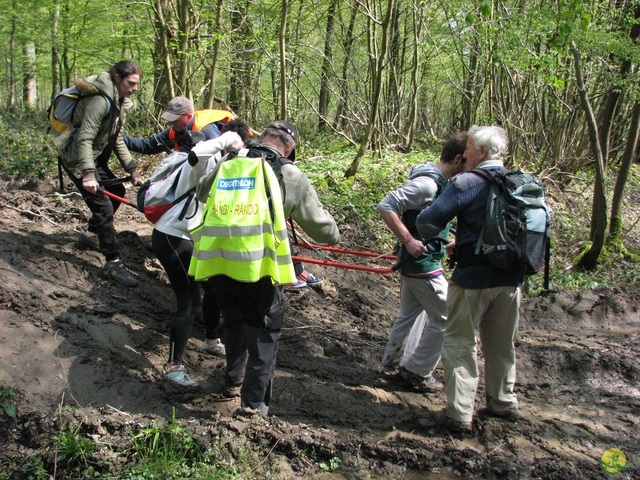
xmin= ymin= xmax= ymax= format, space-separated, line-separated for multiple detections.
xmin=336 ymin=1 xmax=358 ymax=129
xmin=404 ymin=1 xmax=423 ymax=149
xmin=153 ymin=0 xmax=176 ymax=110
xmin=318 ymin=0 xmax=337 ymax=129
xmin=23 ymin=42 xmax=37 ymax=108
xmin=51 ymin=0 xmax=61 ymax=100
xmin=229 ymin=1 xmax=254 ymax=115
xmin=279 ymin=0 xmax=288 ymax=120
xmin=571 ymin=43 xmax=608 ymax=269
xmin=609 ymin=101 xmax=640 ymax=243
xmin=204 ymin=0 xmax=224 ymax=108
xmin=345 ymin=0 xmax=395 ymax=178
xmin=177 ymin=0 xmax=191 ymax=94
xmin=8 ymin=2 xmax=17 ymax=108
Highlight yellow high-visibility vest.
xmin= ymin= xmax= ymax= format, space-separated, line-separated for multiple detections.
xmin=189 ymin=151 xmax=295 ymax=285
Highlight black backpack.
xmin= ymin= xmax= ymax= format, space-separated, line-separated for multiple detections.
xmin=225 ymin=146 xmax=289 ymax=211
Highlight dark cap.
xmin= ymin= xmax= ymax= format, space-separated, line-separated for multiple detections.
xmin=265 ymin=120 xmax=298 ymax=160
xmin=161 ymin=96 xmax=194 ymax=122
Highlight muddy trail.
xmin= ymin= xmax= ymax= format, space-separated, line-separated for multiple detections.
xmin=0 ymin=178 xmax=639 ymax=479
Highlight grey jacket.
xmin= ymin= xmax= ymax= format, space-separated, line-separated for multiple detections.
xmin=56 ymin=72 xmax=136 ymax=177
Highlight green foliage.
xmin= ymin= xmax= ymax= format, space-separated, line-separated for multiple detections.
xmin=129 ymin=409 xmax=202 ymax=474
xmin=0 ymin=110 xmax=58 ymax=178
xmin=0 ymin=452 xmax=49 ymax=480
xmin=125 ymin=409 xmax=261 ymax=479
xmin=54 ymin=422 xmax=97 ymax=467
xmin=319 ymin=456 xmax=341 ymax=472
xmin=299 ymin=143 xmax=435 ymax=250
xmin=0 ymin=383 xmax=17 ymax=419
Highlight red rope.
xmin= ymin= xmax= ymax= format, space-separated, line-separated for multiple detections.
xmin=289 ymin=220 xmax=397 ymax=273
xmin=291 ymin=240 xmax=396 ymax=260
xmin=291 ymin=256 xmax=394 ymax=274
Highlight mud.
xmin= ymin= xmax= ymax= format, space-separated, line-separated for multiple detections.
xmin=0 ymin=179 xmax=638 ymax=479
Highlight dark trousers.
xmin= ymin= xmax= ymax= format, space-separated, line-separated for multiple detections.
xmin=64 ymin=161 xmax=123 ymax=261
xmin=152 ymin=230 xmax=198 ymax=364
xmin=201 ymin=280 xmax=223 ymax=340
xmin=210 ymin=275 xmax=285 ymax=415
xmin=152 ymin=230 xmax=223 ymax=362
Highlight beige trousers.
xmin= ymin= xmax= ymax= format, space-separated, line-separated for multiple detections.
xmin=443 ymin=283 xmax=520 ymax=423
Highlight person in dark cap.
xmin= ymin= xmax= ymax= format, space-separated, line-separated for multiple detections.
xmin=193 ymin=120 xmax=340 ymax=415
xmin=261 ymin=121 xmax=325 ymax=291
xmin=124 ymin=96 xmax=235 ymax=154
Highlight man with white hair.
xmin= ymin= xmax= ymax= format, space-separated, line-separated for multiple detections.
xmin=416 ymin=125 xmax=522 ymax=433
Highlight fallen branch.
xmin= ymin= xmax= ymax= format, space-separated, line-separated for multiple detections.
xmin=1 ymin=203 xmax=59 ymax=226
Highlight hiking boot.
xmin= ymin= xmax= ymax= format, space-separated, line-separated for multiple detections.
xmin=101 ymin=259 xmax=138 ymax=287
xmin=298 ymin=270 xmax=323 ymax=288
xmin=201 ymin=340 xmax=226 ymax=357
xmin=285 ymin=278 xmax=307 ymax=292
xmin=436 ymin=411 xmax=472 ymax=433
xmin=399 ymin=366 xmax=444 ymax=392
xmin=222 ymin=382 xmax=242 ymax=398
xmin=476 ymin=406 xmax=521 ymax=422
xmin=76 ymin=229 xmax=99 ymax=251
xmin=378 ymin=358 xmax=400 ymax=377
xmin=164 ymin=365 xmax=200 ymax=390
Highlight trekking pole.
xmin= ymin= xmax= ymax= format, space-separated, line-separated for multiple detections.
xmin=98 ymin=188 xmax=139 ymax=209
xmin=98 ymin=176 xmax=132 ymax=187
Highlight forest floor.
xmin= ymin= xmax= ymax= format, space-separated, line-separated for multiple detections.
xmin=0 ymin=176 xmax=639 ymax=479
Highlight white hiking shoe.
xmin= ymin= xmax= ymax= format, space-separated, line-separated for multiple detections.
xmin=164 ymin=365 xmax=200 ymax=390
xmin=201 ymin=340 xmax=226 ymax=357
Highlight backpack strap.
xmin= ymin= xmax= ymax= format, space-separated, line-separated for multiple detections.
xmin=168 ymin=167 xmax=198 ymax=221
xmin=470 ymin=168 xmax=495 ymax=257
xmin=176 ymin=188 xmax=197 ymax=221
xmin=401 ymin=170 xmax=443 ymax=237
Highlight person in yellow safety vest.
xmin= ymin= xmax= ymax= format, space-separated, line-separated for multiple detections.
xmin=191 ymin=120 xmax=340 ymax=415
xmin=189 ymin=152 xmax=296 ymax=285
xmin=123 ymin=96 xmax=235 ymax=154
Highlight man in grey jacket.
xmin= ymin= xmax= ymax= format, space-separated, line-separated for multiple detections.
xmin=195 ymin=120 xmax=340 ymax=415
xmin=378 ymin=133 xmax=467 ymax=392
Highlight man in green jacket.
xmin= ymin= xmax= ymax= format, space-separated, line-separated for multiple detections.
xmin=57 ymin=60 xmax=143 ymax=287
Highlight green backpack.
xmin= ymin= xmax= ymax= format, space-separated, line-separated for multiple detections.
xmin=472 ymin=168 xmax=551 ymax=275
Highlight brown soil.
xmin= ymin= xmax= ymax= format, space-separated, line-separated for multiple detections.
xmin=0 ymin=178 xmax=639 ymax=479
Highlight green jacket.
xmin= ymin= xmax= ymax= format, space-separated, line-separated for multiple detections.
xmin=56 ymin=72 xmax=136 ymax=177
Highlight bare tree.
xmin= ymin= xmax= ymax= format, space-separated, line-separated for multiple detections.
xmin=279 ymin=0 xmax=288 ymax=119
xmin=571 ymin=43 xmax=608 ymax=269
xmin=318 ymin=0 xmax=338 ymax=129
xmin=345 ymin=0 xmax=396 ymax=178
xmin=23 ymin=41 xmax=37 ymax=107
